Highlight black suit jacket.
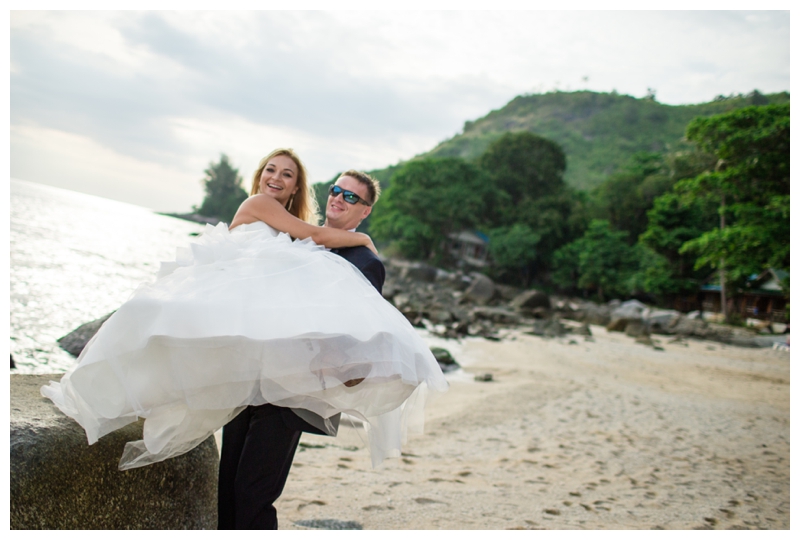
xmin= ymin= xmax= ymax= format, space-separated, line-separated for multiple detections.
xmin=280 ymin=245 xmax=386 ymax=435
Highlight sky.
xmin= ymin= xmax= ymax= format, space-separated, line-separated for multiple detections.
xmin=8 ymin=8 xmax=792 ymax=212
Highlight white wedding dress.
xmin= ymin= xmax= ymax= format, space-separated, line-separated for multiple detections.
xmin=41 ymin=221 xmax=448 ymax=469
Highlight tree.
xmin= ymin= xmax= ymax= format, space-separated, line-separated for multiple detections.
xmin=195 ymin=154 xmax=249 ymax=224
xmin=636 ymin=191 xmax=719 ymax=296
xmin=551 ymin=220 xmax=638 ymax=301
xmin=369 ymin=158 xmax=495 ymax=261
xmin=487 ymin=224 xmax=541 ymax=286
xmin=676 ymin=104 xmax=790 ymax=320
xmin=478 ymin=131 xmax=567 ymax=225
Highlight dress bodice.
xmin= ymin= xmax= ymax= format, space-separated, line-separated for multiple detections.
xmin=229 ymin=220 xmax=279 ymax=237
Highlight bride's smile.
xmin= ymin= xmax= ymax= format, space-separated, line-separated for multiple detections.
xmin=258 ymin=155 xmax=299 ymax=205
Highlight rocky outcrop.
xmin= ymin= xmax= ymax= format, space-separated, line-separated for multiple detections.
xmin=57 ymin=312 xmax=115 ymax=357
xmin=11 ymin=374 xmax=219 ymax=530
xmin=430 ymin=347 xmax=461 ymax=373
xmin=463 ymin=273 xmax=496 ymax=305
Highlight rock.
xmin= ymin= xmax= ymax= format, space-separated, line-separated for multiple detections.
xmin=606 ymin=318 xmax=628 ymax=332
xmin=646 ymin=310 xmax=682 ymax=334
xmin=526 ymin=318 xmax=566 ymax=338
xmin=582 ymin=303 xmax=611 ymax=326
xmin=391 ymin=293 xmax=411 ymax=310
xmin=11 ymin=354 xmax=15 ymax=369
xmin=429 ymin=308 xmax=453 ymax=324
xmin=635 ymin=335 xmax=654 ymax=346
xmin=430 ymin=347 xmax=460 ymax=373
xmin=463 ymin=273 xmax=496 ymax=305
xmin=400 ymin=263 xmax=438 ymax=283
xmin=295 ymin=519 xmax=363 ymax=530
xmin=607 ymin=300 xmax=648 ymax=334
xmin=625 ymin=320 xmax=650 ymax=338
xmin=573 ymin=323 xmax=592 ymax=336
xmin=509 ymin=290 xmax=551 ymax=311
xmin=474 ymin=373 xmax=493 ymax=382
xmin=10 ymin=374 xmax=218 ymax=530
xmin=610 ymin=299 xmax=647 ymax=321
xmin=470 ymin=307 xmax=521 ymax=325
xmin=58 ymin=312 xmax=115 ymax=357
xmin=670 ymin=316 xmax=709 ymax=338
xmin=495 ymin=284 xmax=522 ymax=302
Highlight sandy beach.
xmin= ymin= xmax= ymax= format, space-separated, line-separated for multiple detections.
xmin=254 ymin=325 xmax=790 ymax=530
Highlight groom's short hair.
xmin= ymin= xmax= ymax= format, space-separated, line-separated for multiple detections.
xmin=338 ymin=170 xmax=381 ymax=206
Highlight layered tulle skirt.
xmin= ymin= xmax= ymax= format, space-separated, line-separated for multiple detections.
xmin=42 ymin=221 xmax=448 ymax=469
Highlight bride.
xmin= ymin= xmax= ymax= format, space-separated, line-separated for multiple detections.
xmin=41 ymin=148 xmax=448 ymax=470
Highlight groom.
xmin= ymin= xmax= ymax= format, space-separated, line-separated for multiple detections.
xmin=217 ymin=170 xmax=384 ymax=530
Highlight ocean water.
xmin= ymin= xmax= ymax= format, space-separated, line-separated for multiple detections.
xmin=10 ymin=179 xmax=205 ymax=374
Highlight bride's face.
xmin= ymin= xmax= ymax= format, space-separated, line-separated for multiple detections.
xmin=259 ymin=155 xmax=299 ymax=205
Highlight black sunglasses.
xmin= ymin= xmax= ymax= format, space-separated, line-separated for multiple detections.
xmin=328 ymin=185 xmax=371 ymax=206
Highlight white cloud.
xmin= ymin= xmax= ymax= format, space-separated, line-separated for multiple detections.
xmin=11 ymin=123 xmax=203 ymax=212
xmin=9 ymin=10 xmax=790 ymax=210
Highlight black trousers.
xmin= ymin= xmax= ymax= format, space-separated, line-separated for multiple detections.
xmin=217 ymin=404 xmax=302 ymax=530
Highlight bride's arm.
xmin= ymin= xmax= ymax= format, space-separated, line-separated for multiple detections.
xmin=230 ymin=194 xmax=376 ymax=251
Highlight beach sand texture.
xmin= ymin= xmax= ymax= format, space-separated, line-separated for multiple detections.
xmin=272 ymin=326 xmax=789 ymax=530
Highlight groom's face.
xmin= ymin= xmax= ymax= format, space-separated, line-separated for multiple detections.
xmin=325 ymin=176 xmax=372 ymax=231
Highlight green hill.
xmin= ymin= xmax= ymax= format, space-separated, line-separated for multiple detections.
xmin=374 ymin=90 xmax=789 ymax=191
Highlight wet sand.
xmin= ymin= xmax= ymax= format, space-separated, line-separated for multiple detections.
xmin=246 ymin=326 xmax=789 ymax=530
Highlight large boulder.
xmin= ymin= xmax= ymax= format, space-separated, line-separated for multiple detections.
xmin=646 ymin=309 xmax=682 ymax=335
xmin=463 ymin=273 xmax=496 ymax=305
xmin=57 ymin=312 xmax=115 ymax=357
xmin=624 ymin=319 xmax=650 ymax=338
xmin=610 ymin=299 xmax=648 ymax=321
xmin=509 ymin=289 xmax=551 ymax=311
xmin=11 ymin=374 xmax=219 ymax=530
xmin=669 ymin=316 xmax=710 ymax=338
xmin=607 ymin=299 xmax=648 ymax=333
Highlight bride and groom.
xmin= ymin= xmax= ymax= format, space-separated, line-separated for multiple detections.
xmin=41 ymin=148 xmax=448 ymax=530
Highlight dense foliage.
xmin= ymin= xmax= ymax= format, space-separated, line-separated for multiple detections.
xmin=388 ymin=89 xmax=789 ymax=191
xmin=195 ymin=154 xmax=249 ymax=224
xmin=369 ymin=158 xmax=495 ymax=261
xmin=363 ymin=94 xmax=789 ymax=310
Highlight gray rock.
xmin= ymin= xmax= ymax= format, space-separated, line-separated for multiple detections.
xmin=57 ymin=312 xmax=115 ymax=357
xmin=625 ymin=320 xmax=650 ymax=338
xmin=11 ymin=374 xmax=219 ymax=530
xmin=429 ymin=308 xmax=453 ymax=324
xmin=670 ymin=316 xmax=709 ymax=337
xmin=470 ymin=307 xmax=521 ymax=325
xmin=526 ymin=318 xmax=566 ymax=338
xmin=582 ymin=303 xmax=611 ymax=326
xmin=606 ymin=318 xmax=629 ymax=332
xmin=400 ymin=263 xmax=438 ymax=283
xmin=464 ymin=273 xmax=496 ymax=305
xmin=646 ymin=309 xmax=682 ymax=334
xmin=610 ymin=299 xmax=647 ymax=321
xmin=495 ymin=284 xmax=522 ymax=302
xmin=509 ymin=289 xmax=551 ymax=311
xmin=295 ymin=519 xmax=363 ymax=530
xmin=430 ymin=347 xmax=460 ymax=373
xmin=572 ymin=323 xmax=592 ymax=336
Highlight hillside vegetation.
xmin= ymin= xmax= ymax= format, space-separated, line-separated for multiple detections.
xmin=416 ymin=90 xmax=789 ymax=190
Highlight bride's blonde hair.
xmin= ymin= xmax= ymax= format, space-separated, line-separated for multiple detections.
xmin=250 ymin=148 xmax=320 ymax=224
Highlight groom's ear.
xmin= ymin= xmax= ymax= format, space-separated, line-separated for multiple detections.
xmin=361 ymin=206 xmax=372 ymax=220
